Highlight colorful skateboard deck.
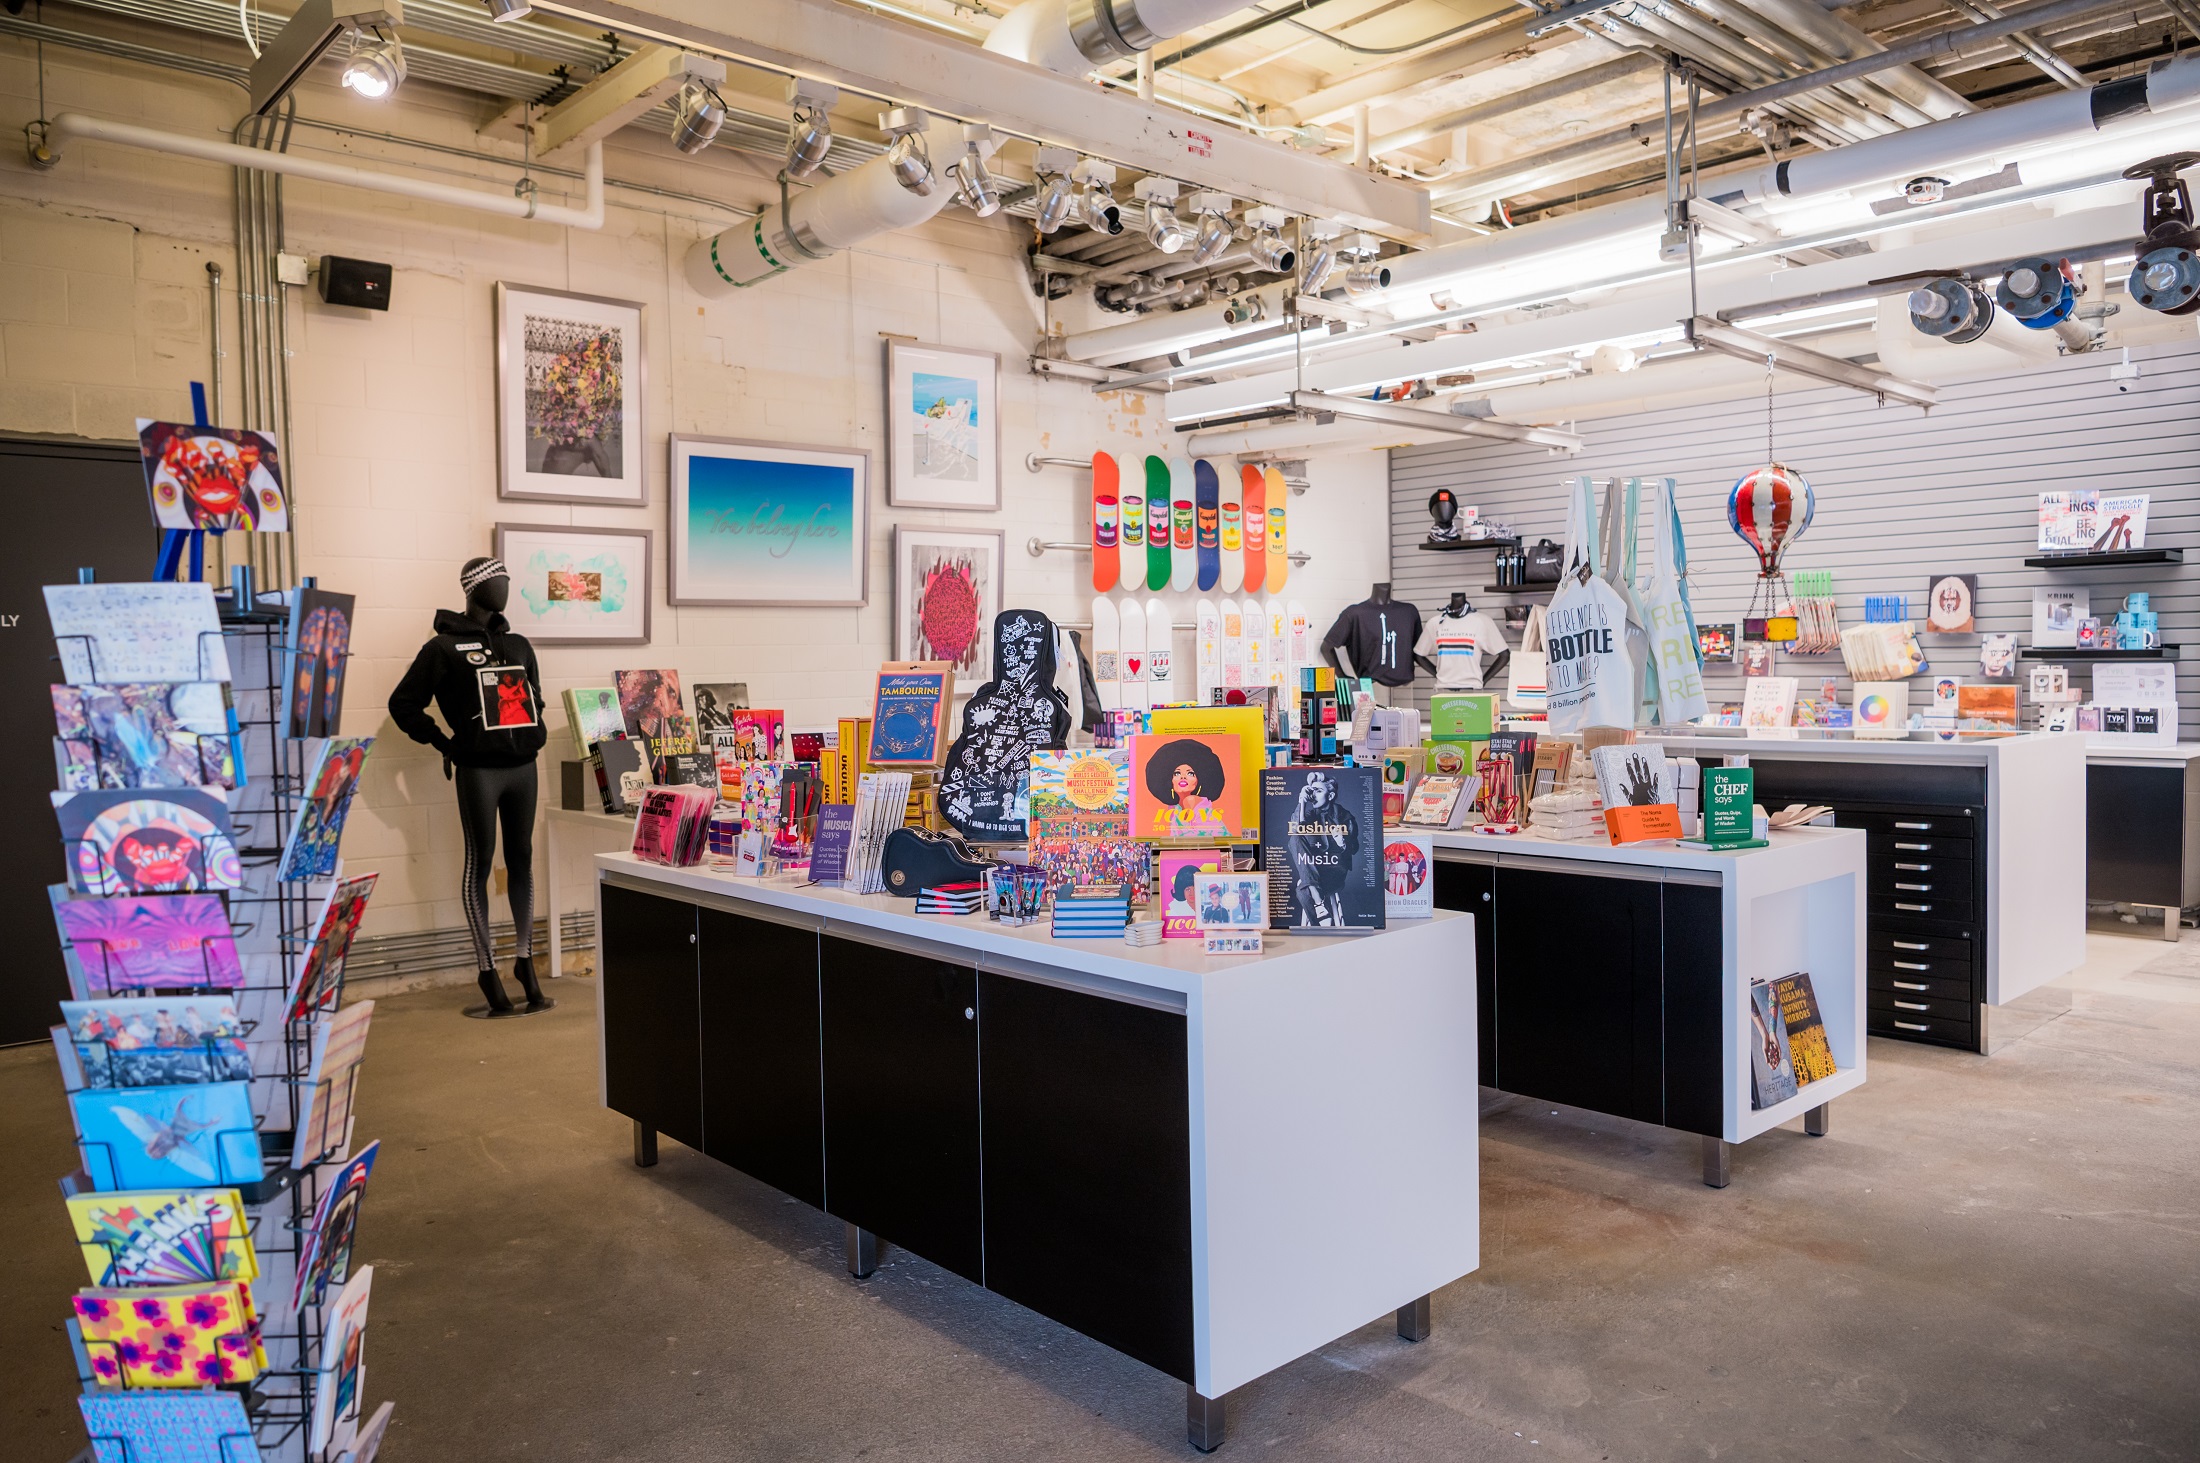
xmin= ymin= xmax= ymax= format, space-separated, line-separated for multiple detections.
xmin=1220 ymin=597 xmax=1243 ymax=688
xmin=1091 ymin=451 xmax=1119 ymax=593
xmin=1143 ymin=456 xmax=1171 ymax=593
xmin=1264 ymin=467 xmax=1288 ymax=590
xmin=1243 ymin=597 xmax=1265 ymax=685
xmin=1119 ymin=480 xmax=1147 ymax=593
xmin=1170 ymin=463 xmax=1196 ymax=593
xmin=1195 ymin=598 xmax=1221 ymax=704
xmin=1218 ymin=466 xmax=1244 ymax=595
xmin=1242 ymin=466 xmax=1266 ymax=595
xmin=1264 ymin=598 xmax=1287 ymax=685
xmin=1119 ymin=595 xmax=1149 ymax=711
xmin=1091 ymin=594 xmax=1121 ymax=712
xmin=1193 ymin=459 xmax=1221 ymax=592
xmin=1145 ymin=597 xmax=1175 ymax=706
xmin=1287 ymin=600 xmax=1310 ymax=678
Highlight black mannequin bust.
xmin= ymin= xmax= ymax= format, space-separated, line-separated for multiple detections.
xmin=1427 ymin=489 xmax=1461 ymax=543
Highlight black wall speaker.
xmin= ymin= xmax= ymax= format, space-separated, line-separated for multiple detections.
xmin=317 ymin=255 xmax=392 ymax=310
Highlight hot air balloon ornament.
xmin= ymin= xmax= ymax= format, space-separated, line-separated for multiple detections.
xmin=1728 ymin=459 xmax=1815 ymax=630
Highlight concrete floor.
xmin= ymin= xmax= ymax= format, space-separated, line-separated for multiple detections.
xmin=6 ymin=934 xmax=2198 ymax=1462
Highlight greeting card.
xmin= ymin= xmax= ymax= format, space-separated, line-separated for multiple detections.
xmin=53 ymin=892 xmax=243 ymax=992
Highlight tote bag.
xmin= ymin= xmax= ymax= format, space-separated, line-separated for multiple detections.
xmin=1545 ymin=476 xmax=1637 ymax=733
xmin=1598 ymin=476 xmax=1655 ymax=723
xmin=1507 ymin=603 xmax=1548 ymax=713
xmin=1636 ymin=476 xmax=1708 ymax=725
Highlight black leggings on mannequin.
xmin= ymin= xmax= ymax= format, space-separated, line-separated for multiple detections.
xmin=455 ymin=763 xmax=535 ymax=972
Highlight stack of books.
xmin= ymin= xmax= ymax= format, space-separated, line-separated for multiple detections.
xmin=905 ymin=770 xmax=942 ymax=830
xmin=916 ymin=882 xmax=985 ymax=916
xmin=1050 ymin=884 xmax=1131 ymax=939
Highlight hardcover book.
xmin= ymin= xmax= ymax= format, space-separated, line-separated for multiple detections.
xmin=613 ymin=668 xmax=698 ymax=771
xmin=68 ymin=1188 xmax=258 ymax=1286
xmin=563 ymin=687 xmax=625 ymax=755
xmin=285 ymin=585 xmax=356 ymax=739
xmin=79 ymin=1385 xmax=256 ymax=1462
xmin=1382 ymin=832 xmax=1435 ymax=919
xmin=868 ymin=662 xmax=955 ymax=765
xmin=60 ymin=996 xmax=250 ymax=1089
xmin=286 ymin=874 xmax=379 ymax=1021
xmin=74 ymin=1280 xmax=263 ymax=1388
xmin=45 ymin=581 xmax=232 ymax=685
xmin=294 ymin=1141 xmax=378 ymax=1310
xmin=71 ymin=1081 xmax=262 ymax=1190
xmin=1132 ymin=732 xmax=1248 ymax=843
xmin=690 ymin=680 xmax=750 ymax=736
xmin=1027 ymin=749 xmax=1131 ymax=840
xmin=1146 ymin=705 xmax=1266 ymax=834
xmin=596 ymin=737 xmax=646 ymax=813
xmin=1741 ymin=676 xmax=1798 ymax=729
xmin=53 ymin=682 xmax=240 ymax=790
xmin=278 ymin=738 xmax=374 ymax=883
xmin=53 ymin=892 xmax=243 ymax=992
xmin=1401 ymin=773 xmax=1474 ymax=829
xmin=1772 ymin=971 xmax=1837 ymax=1084
xmin=1158 ymin=849 xmax=1230 ymax=938
xmin=1749 ymin=980 xmax=1800 ymax=1109
xmin=1591 ymin=742 xmax=1681 ymax=843
xmin=295 ymin=1001 xmax=376 ymax=1167
xmin=56 ymin=789 xmax=243 ymax=897
xmin=1260 ymin=765 xmax=1384 ymax=932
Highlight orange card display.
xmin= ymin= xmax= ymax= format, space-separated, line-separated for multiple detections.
xmin=1131 ymin=732 xmax=1247 ymax=844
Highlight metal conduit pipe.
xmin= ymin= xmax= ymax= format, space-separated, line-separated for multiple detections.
xmin=1672 ymin=0 xmax=1932 ymax=129
xmin=1060 ymin=289 xmax=1285 ymax=365
xmin=684 ymin=0 xmax=1261 ymax=294
xmin=1367 ymin=56 xmax=1662 ymax=156
xmin=1592 ymin=11 xmax=1871 ymax=147
xmin=1730 ymin=0 xmax=1975 ymax=119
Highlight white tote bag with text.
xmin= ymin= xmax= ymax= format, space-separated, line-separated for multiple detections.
xmin=1544 ymin=476 xmax=1636 ymax=733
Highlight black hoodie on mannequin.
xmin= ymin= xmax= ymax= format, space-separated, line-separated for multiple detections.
xmin=388 ymin=608 xmax=547 ymax=768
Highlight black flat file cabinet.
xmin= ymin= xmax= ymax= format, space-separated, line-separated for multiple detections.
xmin=2085 ymin=757 xmax=2200 ymax=937
xmin=598 ymin=881 xmax=1196 ymax=1387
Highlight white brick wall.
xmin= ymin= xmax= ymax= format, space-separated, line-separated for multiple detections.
xmin=0 ymin=46 xmax=1392 ymax=944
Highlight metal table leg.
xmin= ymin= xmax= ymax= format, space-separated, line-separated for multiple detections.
xmin=2167 ymin=905 xmax=2181 ymax=942
xmin=1396 ymin=1293 xmax=1431 ymax=1342
xmin=1805 ymin=1103 xmax=1830 ymax=1137
xmin=846 ymin=1224 xmax=878 ymax=1280
xmin=633 ymin=1121 xmax=657 ymax=1168
xmin=1702 ymin=1135 xmax=1730 ymax=1188
xmin=1187 ymin=1387 xmax=1227 ymax=1452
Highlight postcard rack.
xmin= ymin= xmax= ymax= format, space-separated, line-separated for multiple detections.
xmin=50 ymin=601 xmax=378 ymax=1463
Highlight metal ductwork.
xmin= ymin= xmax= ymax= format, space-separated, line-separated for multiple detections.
xmin=1060 ymin=290 xmax=1284 ymax=366
xmin=685 ymin=0 xmax=1258 ymax=293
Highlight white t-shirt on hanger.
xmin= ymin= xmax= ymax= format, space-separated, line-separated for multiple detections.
xmin=1415 ymin=609 xmax=1510 ymax=690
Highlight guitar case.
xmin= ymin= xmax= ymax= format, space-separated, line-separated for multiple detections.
xmin=939 ymin=609 xmax=1073 ymax=842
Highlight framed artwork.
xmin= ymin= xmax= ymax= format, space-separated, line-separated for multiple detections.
xmin=885 ymin=340 xmax=1001 ymax=510
xmin=893 ymin=524 xmax=1004 ymax=679
xmin=668 ymin=434 xmax=869 ymax=606
xmin=494 ymin=282 xmax=647 ymax=505
xmin=494 ymin=523 xmax=652 ymax=645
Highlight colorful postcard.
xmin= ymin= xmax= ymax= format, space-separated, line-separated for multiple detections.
xmin=45 ymin=581 xmax=231 ymax=685
xmin=72 ymin=1081 xmax=261 ymax=1190
xmin=1383 ymin=832 xmax=1435 ymax=919
xmin=288 ymin=874 xmax=379 ymax=1021
xmin=60 ymin=996 xmax=249 ymax=1089
xmin=1158 ymin=849 xmax=1230 ymax=938
xmin=1696 ymin=621 xmax=1738 ymax=663
xmin=311 ymin=1266 xmax=375 ymax=1456
xmin=296 ymin=1001 xmax=376 ymax=1166
xmin=76 ymin=1280 xmax=265 ymax=1389
xmin=1192 ymin=869 xmax=1266 ymax=929
xmin=56 ymin=789 xmax=242 ymax=897
xmin=67 ymin=1188 xmax=258 ymax=1287
xmin=54 ymin=892 xmax=242 ymax=991
xmin=295 ymin=1141 xmax=378 ymax=1310
xmin=81 ymin=1385 xmax=256 ymax=1462
xmin=868 ymin=662 xmax=954 ymax=766
xmin=53 ymin=682 xmax=239 ymax=791
xmin=286 ymin=586 xmax=356 ymax=739
xmin=279 ymin=738 xmax=374 ymax=882
xmin=1132 ymin=732 xmax=1246 ymax=843
xmin=138 ymin=418 xmax=288 ymax=532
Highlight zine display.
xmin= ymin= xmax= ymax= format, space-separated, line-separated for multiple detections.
xmin=312 ymin=1266 xmax=375 ymax=1457
xmin=278 ymin=738 xmax=374 ymax=883
xmin=1241 ymin=467 xmax=1266 ymax=594
xmin=74 ymin=1280 xmax=264 ymax=1388
xmin=1143 ymin=455 xmax=1171 ymax=591
xmin=1120 ymin=476 xmax=1147 ymax=593
xmin=53 ymin=892 xmax=243 ymax=991
xmin=1092 ymin=450 xmax=1120 ymax=592
xmin=939 ymin=611 xmax=1071 ymax=843
xmin=53 ymin=682 xmax=240 ymax=791
xmin=287 ymin=873 xmax=378 ymax=1021
xmin=1090 ymin=595 xmax=1121 ymax=711
xmin=1194 ymin=458 xmax=1221 ymax=591
xmin=1264 ymin=468 xmax=1289 ymax=589
xmin=294 ymin=1141 xmax=378 ymax=1309
xmin=1260 ymin=765 xmax=1383 ymax=931
xmin=71 ymin=1080 xmax=260 ymax=1189
xmin=1120 ymin=598 xmax=1149 ymax=712
xmin=56 ymin=789 xmax=243 ymax=897
xmin=78 ymin=1388 xmax=257 ymax=1463
xmin=1195 ymin=599 xmax=1221 ymax=703
xmin=1219 ymin=467 xmax=1245 ymax=595
xmin=59 ymin=996 xmax=250 ymax=1088
xmin=1170 ymin=466 xmax=1197 ymax=593
xmin=295 ymin=1000 xmax=375 ymax=1166
xmin=285 ymin=586 xmax=356 ymax=740
xmin=67 ymin=1187 xmax=257 ymax=1286
xmin=868 ymin=662 xmax=954 ymax=765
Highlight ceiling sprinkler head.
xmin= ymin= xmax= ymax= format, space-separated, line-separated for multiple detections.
xmin=1905 ymin=176 xmax=1948 ymax=207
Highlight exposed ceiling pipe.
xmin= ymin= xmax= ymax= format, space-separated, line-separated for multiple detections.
xmin=683 ymin=0 xmax=1264 ymax=293
xmin=1366 ymin=55 xmax=1662 ymax=158
xmin=1186 ymin=417 xmax=1434 ymax=456
xmin=1061 ymin=289 xmax=1283 ymax=365
xmin=1724 ymin=0 xmax=1974 ymax=120
xmin=1284 ymin=19 xmax=1555 ymax=126
xmin=46 ymin=111 xmax=606 ymax=227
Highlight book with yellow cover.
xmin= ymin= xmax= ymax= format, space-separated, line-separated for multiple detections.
xmin=1144 ymin=704 xmax=1265 ymax=838
xmin=1773 ymin=972 xmax=1838 ymax=1084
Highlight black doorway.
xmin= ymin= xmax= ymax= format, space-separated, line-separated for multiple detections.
xmin=1 ymin=436 xmax=160 ymax=1046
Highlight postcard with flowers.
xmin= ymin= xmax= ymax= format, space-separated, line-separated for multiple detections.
xmin=74 ymin=1280 xmax=264 ymax=1388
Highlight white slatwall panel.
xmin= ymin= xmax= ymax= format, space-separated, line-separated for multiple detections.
xmin=1388 ymin=338 xmax=2200 ymax=730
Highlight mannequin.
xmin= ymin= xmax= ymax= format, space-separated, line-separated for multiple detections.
xmin=388 ymin=557 xmax=552 ymax=1017
xmin=1417 ymin=588 xmax=1510 ymax=692
xmin=1322 ymin=583 xmax=1435 ymax=684
xmin=1426 ymin=489 xmax=1461 ymax=543
xmin=1447 ymin=591 xmax=1469 ymax=616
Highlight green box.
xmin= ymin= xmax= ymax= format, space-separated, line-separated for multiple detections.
xmin=1429 ymin=692 xmax=1498 ymax=742
xmin=1703 ymin=766 xmax=1755 ymax=847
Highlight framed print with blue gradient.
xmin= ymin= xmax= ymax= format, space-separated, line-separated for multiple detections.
xmin=669 ymin=434 xmax=870 ymax=607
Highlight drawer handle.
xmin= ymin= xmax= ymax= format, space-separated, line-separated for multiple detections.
xmin=1893 ymin=940 xmax=1930 ymax=950
xmin=1895 ymin=1020 xmax=1931 ymax=1031
xmin=1894 ymin=1000 xmax=1930 ymax=1011
xmin=1894 ymin=862 xmax=1931 ymax=872
xmin=1895 ymin=902 xmax=1932 ymax=912
xmin=1895 ymin=882 xmax=1932 ymax=892
xmin=1894 ymin=842 xmax=1931 ymax=851
xmin=1893 ymin=980 xmax=1929 ymax=991
xmin=1893 ymin=961 xmax=1930 ymax=971
xmin=1895 ymin=821 xmax=1932 ymax=830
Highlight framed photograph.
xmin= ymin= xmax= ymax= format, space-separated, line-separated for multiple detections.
xmin=493 ymin=523 xmax=652 ymax=645
xmin=495 ymin=282 xmax=646 ymax=505
xmin=893 ymin=524 xmax=1004 ymax=679
xmin=668 ymin=434 xmax=870 ymax=606
xmin=885 ymin=340 xmax=1001 ymax=510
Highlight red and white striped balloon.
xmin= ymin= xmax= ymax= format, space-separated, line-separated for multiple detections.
xmin=1727 ymin=461 xmax=1815 ymax=576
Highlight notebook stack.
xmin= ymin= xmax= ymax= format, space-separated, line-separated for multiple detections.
xmin=916 ymin=882 xmax=985 ymax=916
xmin=1122 ymin=918 xmax=1164 ymax=948
xmin=1051 ymin=884 xmax=1131 ymax=939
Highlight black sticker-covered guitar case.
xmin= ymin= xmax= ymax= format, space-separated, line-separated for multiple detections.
xmin=939 ymin=609 xmax=1072 ymax=842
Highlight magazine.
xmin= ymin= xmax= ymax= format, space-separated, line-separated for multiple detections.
xmin=1259 ymin=765 xmax=1384 ymax=932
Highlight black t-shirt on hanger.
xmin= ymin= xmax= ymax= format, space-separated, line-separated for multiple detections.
xmin=1323 ymin=599 xmax=1424 ymax=687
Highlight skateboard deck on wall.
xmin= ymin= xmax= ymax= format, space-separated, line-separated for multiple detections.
xmin=1091 ymin=451 xmax=1119 ymax=593
xmin=1145 ymin=597 xmax=1175 ymax=706
xmin=1220 ymin=597 xmax=1244 ymax=688
xmin=1119 ymin=479 xmax=1147 ymax=593
xmin=1120 ymin=596 xmax=1149 ymax=711
xmin=1287 ymin=600 xmax=1311 ymax=678
xmin=1170 ymin=464 xmax=1197 ymax=593
xmin=1264 ymin=467 xmax=1289 ymax=590
xmin=1195 ymin=598 xmax=1221 ymax=705
xmin=1264 ymin=598 xmax=1287 ymax=685
xmin=1143 ymin=456 xmax=1172 ymax=594
xmin=1193 ymin=459 xmax=1221 ymax=593
xmin=1242 ymin=466 xmax=1266 ymax=595
xmin=1092 ymin=594 xmax=1121 ymax=712
xmin=1243 ymin=596 xmax=1265 ymax=684
xmin=1218 ymin=466 xmax=1244 ymax=595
